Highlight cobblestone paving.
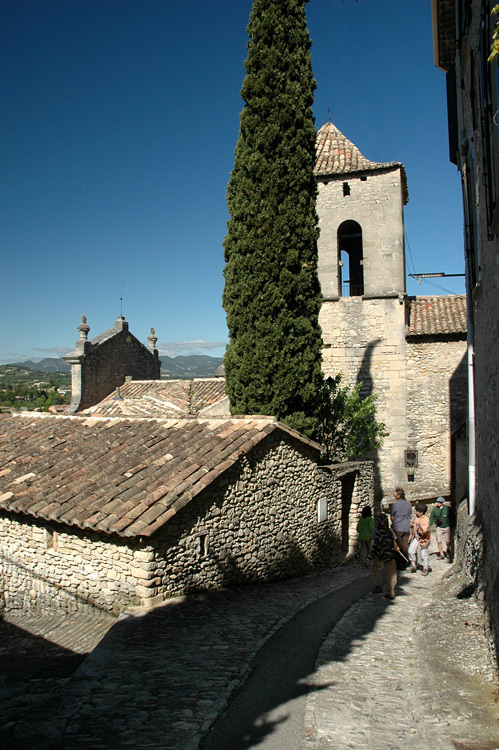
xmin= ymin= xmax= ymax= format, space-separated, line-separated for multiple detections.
xmin=1 ymin=565 xmax=365 ymax=749
xmin=2 ymin=608 xmax=115 ymax=655
xmin=1 ymin=555 xmax=497 ymax=750
xmin=304 ymin=555 xmax=499 ymax=750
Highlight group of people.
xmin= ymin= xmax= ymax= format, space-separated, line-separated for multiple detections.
xmin=356 ymin=488 xmax=452 ymax=601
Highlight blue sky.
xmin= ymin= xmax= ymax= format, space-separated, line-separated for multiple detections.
xmin=0 ymin=0 xmax=465 ymax=365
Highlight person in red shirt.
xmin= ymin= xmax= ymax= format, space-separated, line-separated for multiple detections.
xmin=408 ymin=503 xmax=431 ymax=576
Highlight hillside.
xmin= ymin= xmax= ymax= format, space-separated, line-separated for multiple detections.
xmin=3 ymin=355 xmax=224 ymax=380
xmin=159 ymin=355 xmax=224 ymax=378
xmin=0 ymin=365 xmax=71 ymax=388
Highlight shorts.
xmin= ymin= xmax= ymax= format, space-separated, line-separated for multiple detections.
xmin=436 ymin=526 xmax=451 ymax=545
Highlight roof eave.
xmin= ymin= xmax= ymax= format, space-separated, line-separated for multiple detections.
xmin=431 ymin=0 xmax=456 ymax=73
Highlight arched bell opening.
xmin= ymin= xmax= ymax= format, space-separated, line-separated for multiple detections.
xmin=338 ymin=220 xmax=364 ymax=297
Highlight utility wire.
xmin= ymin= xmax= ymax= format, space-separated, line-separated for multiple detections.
xmin=415 ymin=278 xmax=460 ymax=294
xmin=404 ymin=230 xmax=464 ymax=294
xmin=404 ymin=230 xmax=416 ymax=276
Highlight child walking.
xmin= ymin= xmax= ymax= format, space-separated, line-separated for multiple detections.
xmin=409 ymin=502 xmax=431 ymax=576
xmin=357 ymin=506 xmax=374 ymax=568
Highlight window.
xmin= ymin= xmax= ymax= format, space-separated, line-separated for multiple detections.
xmin=405 ymin=450 xmax=418 ymax=469
xmin=479 ymin=11 xmax=496 ymax=236
xmin=317 ymin=497 xmax=328 ymax=523
xmin=405 ymin=450 xmax=418 ymax=482
xmin=45 ymin=528 xmax=58 ymax=551
xmin=198 ymin=534 xmax=208 ymax=557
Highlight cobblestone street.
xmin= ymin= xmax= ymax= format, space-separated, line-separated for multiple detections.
xmin=304 ymin=559 xmax=498 ymax=749
xmin=1 ymin=554 xmax=497 ymax=749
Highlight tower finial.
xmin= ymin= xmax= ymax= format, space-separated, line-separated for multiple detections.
xmin=77 ymin=314 xmax=90 ymax=341
xmin=120 ymin=295 xmax=124 ymax=317
xmin=328 ymin=107 xmax=331 ymax=123
xmin=148 ymin=327 xmax=158 ymax=352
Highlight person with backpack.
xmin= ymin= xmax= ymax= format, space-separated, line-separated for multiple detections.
xmin=369 ymin=513 xmax=399 ymax=600
xmin=430 ymin=497 xmax=452 ymax=559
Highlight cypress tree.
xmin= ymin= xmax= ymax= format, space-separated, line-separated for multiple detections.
xmin=222 ymin=0 xmax=324 ymax=437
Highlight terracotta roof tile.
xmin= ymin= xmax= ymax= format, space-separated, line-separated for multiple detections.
xmin=0 ymin=413 xmax=320 ymax=538
xmin=315 ymin=121 xmax=409 ymax=204
xmin=81 ymin=378 xmax=228 ymax=419
xmin=407 ymin=295 xmax=467 ymax=337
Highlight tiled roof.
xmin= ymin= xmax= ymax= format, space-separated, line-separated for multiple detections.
xmin=0 ymin=413 xmax=319 ymax=539
xmin=315 ymin=121 xmax=409 ymax=204
xmin=81 ymin=379 xmax=228 ymax=418
xmin=407 ymin=295 xmax=467 ymax=337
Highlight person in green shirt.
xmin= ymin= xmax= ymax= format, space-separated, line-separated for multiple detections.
xmin=357 ymin=505 xmax=374 ymax=568
xmin=429 ymin=497 xmax=452 ymax=559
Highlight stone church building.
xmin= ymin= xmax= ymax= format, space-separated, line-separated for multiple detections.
xmin=314 ymin=121 xmax=468 ymax=504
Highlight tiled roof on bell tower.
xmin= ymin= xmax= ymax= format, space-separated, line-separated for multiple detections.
xmin=315 ymin=121 xmax=409 ymax=204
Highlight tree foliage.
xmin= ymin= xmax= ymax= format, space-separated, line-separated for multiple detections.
xmin=222 ymin=0 xmax=324 ymax=437
xmin=489 ymin=5 xmax=499 ymax=62
xmin=315 ymin=375 xmax=388 ymax=463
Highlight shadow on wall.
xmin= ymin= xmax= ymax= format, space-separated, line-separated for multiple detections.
xmin=210 ymin=525 xmax=345 ymax=590
xmin=454 ymin=497 xmax=484 ymax=590
xmin=356 ymin=339 xmax=383 ymax=498
xmin=0 ymin=550 xmax=121 ymax=616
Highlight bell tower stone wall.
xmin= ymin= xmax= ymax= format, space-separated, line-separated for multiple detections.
xmin=316 ymin=155 xmax=409 ymax=501
xmin=317 ymin=168 xmax=406 ymax=299
xmin=315 ymin=124 xmax=467 ymax=505
xmin=319 ymin=296 xmax=408 ymax=500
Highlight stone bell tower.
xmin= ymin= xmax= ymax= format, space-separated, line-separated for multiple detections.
xmin=315 ymin=121 xmax=409 ymax=500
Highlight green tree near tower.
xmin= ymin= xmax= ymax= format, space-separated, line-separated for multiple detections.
xmin=222 ymin=0 xmax=324 ymax=437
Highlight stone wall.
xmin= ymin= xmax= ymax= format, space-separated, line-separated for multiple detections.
xmin=317 ymin=460 xmax=377 ymax=553
xmin=0 ymin=434 xmax=374 ymax=615
xmin=320 ymin=296 xmax=467 ymax=504
xmin=406 ymin=337 xmax=467 ymax=500
xmin=320 ymin=296 xmax=407 ymax=499
xmin=437 ymin=0 xmax=499 ymax=661
xmin=142 ymin=435 xmax=374 ymax=606
xmin=0 ymin=514 xmax=147 ymax=615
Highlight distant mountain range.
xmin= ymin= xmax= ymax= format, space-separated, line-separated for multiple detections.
xmin=159 ymin=355 xmax=224 ymax=378
xmin=8 ymin=358 xmax=72 ymax=373
xmin=7 ymin=355 xmax=225 ymax=379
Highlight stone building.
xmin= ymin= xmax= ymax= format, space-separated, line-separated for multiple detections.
xmin=63 ymin=315 xmax=161 ymax=413
xmin=314 ymin=121 xmax=468 ymax=504
xmin=0 ymin=412 xmax=373 ymax=615
xmin=432 ymin=0 xmax=499 ymax=654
